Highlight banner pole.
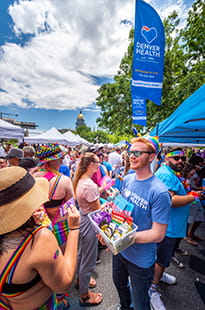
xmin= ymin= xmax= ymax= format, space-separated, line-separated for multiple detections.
xmin=156 ymin=105 xmax=161 ymax=136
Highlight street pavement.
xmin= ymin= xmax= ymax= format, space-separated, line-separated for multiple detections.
xmin=68 ymin=222 xmax=205 ymax=310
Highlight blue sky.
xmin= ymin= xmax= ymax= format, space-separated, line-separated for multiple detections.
xmin=0 ymin=0 xmax=194 ymax=132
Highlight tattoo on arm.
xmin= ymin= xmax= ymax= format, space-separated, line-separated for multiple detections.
xmin=53 ymin=249 xmax=60 ymax=259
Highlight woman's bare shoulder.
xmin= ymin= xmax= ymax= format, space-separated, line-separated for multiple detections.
xmin=30 ymin=228 xmax=60 ymax=262
xmin=34 ymin=226 xmax=55 ymax=241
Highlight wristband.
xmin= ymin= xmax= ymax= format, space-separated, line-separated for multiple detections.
xmin=188 ymin=191 xmax=200 ymax=203
xmin=69 ymin=227 xmax=80 ymax=231
xmin=188 ymin=191 xmax=199 ymax=199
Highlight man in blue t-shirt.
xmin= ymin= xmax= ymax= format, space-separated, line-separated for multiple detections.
xmin=150 ymin=147 xmax=202 ymax=310
xmin=112 ymin=136 xmax=171 ymax=310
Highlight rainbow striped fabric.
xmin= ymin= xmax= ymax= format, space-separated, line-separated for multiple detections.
xmin=53 ymin=220 xmax=69 ymax=246
xmin=166 ymin=150 xmax=185 ymax=157
xmin=143 ymin=135 xmax=159 ymax=154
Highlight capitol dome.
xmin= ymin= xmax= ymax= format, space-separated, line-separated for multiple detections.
xmin=77 ymin=111 xmax=84 ymax=119
xmin=75 ymin=110 xmax=86 ymax=129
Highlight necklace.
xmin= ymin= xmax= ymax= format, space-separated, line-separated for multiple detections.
xmin=171 ymin=169 xmax=191 ymax=193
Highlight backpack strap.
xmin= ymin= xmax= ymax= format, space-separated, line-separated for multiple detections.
xmin=49 ymin=176 xmax=61 ymax=200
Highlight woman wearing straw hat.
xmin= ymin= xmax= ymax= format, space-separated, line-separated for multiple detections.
xmin=73 ymin=152 xmax=104 ymax=307
xmin=33 ymin=143 xmax=74 ymax=249
xmin=0 ymin=166 xmax=80 ymax=310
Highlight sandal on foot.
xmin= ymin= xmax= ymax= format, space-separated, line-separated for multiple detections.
xmin=75 ymin=277 xmax=96 ymax=289
xmin=79 ymin=291 xmax=103 ymax=307
xmin=184 ymin=237 xmax=198 ymax=246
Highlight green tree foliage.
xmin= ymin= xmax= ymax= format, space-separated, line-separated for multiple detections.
xmin=75 ymin=125 xmax=93 ymax=142
xmin=96 ymin=0 xmax=205 ymax=135
xmin=178 ymin=0 xmax=205 ymax=98
xmin=75 ymin=125 xmax=110 ymax=144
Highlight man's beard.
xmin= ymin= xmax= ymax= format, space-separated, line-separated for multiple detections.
xmin=168 ymin=160 xmax=184 ymax=172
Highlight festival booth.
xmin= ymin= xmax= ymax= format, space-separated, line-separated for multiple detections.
xmin=24 ymin=127 xmax=78 ymax=146
xmin=150 ymin=85 xmax=205 ymax=146
xmin=0 ymin=119 xmax=24 ymax=141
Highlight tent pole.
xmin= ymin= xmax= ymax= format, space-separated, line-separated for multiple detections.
xmin=156 ymin=105 xmax=160 ymax=136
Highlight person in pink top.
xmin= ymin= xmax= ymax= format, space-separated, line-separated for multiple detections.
xmin=73 ymin=152 xmax=104 ymax=307
xmin=32 ymin=143 xmax=74 ymax=250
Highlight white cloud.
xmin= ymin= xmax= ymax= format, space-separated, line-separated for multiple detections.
xmin=0 ymin=0 xmax=193 ymax=111
xmin=0 ymin=0 xmax=134 ymax=110
xmin=150 ymin=0 xmax=191 ymax=27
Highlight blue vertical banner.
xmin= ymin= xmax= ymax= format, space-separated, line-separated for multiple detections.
xmin=131 ymin=0 xmax=165 ymax=125
xmin=132 ymin=87 xmax=147 ymax=126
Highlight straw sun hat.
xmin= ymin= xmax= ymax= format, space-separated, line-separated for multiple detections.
xmin=0 ymin=166 xmax=49 ymax=234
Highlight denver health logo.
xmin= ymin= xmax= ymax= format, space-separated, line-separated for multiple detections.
xmin=135 ymin=25 xmax=160 ymax=58
xmin=124 ymin=189 xmax=131 ymax=198
xmin=133 ymin=24 xmax=162 ymax=90
xmin=141 ymin=26 xmax=157 ymax=44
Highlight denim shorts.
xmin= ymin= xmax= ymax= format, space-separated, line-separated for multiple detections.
xmin=156 ymin=236 xmax=176 ymax=268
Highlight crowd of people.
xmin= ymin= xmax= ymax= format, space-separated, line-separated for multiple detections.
xmin=0 ymin=139 xmax=205 ymax=310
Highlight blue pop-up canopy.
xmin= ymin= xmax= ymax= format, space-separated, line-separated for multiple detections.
xmin=150 ymin=84 xmax=205 ymax=145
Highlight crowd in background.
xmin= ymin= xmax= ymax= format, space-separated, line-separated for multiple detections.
xmin=0 ymin=140 xmax=205 ymax=310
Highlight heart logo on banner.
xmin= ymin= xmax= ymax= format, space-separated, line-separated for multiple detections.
xmin=141 ymin=26 xmax=158 ymax=44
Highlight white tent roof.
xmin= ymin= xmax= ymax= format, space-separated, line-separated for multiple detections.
xmin=63 ymin=131 xmax=91 ymax=146
xmin=24 ymin=127 xmax=78 ymax=146
xmin=0 ymin=119 xmax=24 ymax=141
xmin=62 ymin=130 xmax=82 ymax=145
xmin=75 ymin=134 xmax=91 ymax=146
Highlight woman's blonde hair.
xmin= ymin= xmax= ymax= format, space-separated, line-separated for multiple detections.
xmin=73 ymin=152 xmax=97 ymax=193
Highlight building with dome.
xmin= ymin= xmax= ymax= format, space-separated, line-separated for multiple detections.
xmin=75 ymin=110 xmax=86 ymax=129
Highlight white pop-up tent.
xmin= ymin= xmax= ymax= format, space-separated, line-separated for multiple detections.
xmin=63 ymin=131 xmax=91 ymax=146
xmin=75 ymin=134 xmax=91 ymax=146
xmin=24 ymin=127 xmax=78 ymax=146
xmin=62 ymin=130 xmax=83 ymax=145
xmin=0 ymin=119 xmax=24 ymax=141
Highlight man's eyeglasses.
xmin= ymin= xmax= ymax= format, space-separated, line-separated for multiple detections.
xmin=170 ymin=156 xmax=186 ymax=162
xmin=128 ymin=150 xmax=152 ymax=157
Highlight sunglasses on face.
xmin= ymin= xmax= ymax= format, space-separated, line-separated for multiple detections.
xmin=92 ymin=160 xmax=101 ymax=164
xmin=128 ymin=150 xmax=152 ymax=157
xmin=170 ymin=156 xmax=186 ymax=161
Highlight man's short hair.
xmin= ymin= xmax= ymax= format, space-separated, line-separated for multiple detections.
xmin=165 ymin=147 xmax=184 ymax=155
xmin=130 ymin=137 xmax=156 ymax=153
xmin=22 ymin=145 xmax=36 ymax=156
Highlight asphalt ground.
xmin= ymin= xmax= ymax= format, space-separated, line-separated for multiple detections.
xmin=68 ymin=222 xmax=205 ymax=310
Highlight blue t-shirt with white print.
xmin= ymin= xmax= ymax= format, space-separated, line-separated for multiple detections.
xmin=120 ymin=173 xmax=171 ymax=268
